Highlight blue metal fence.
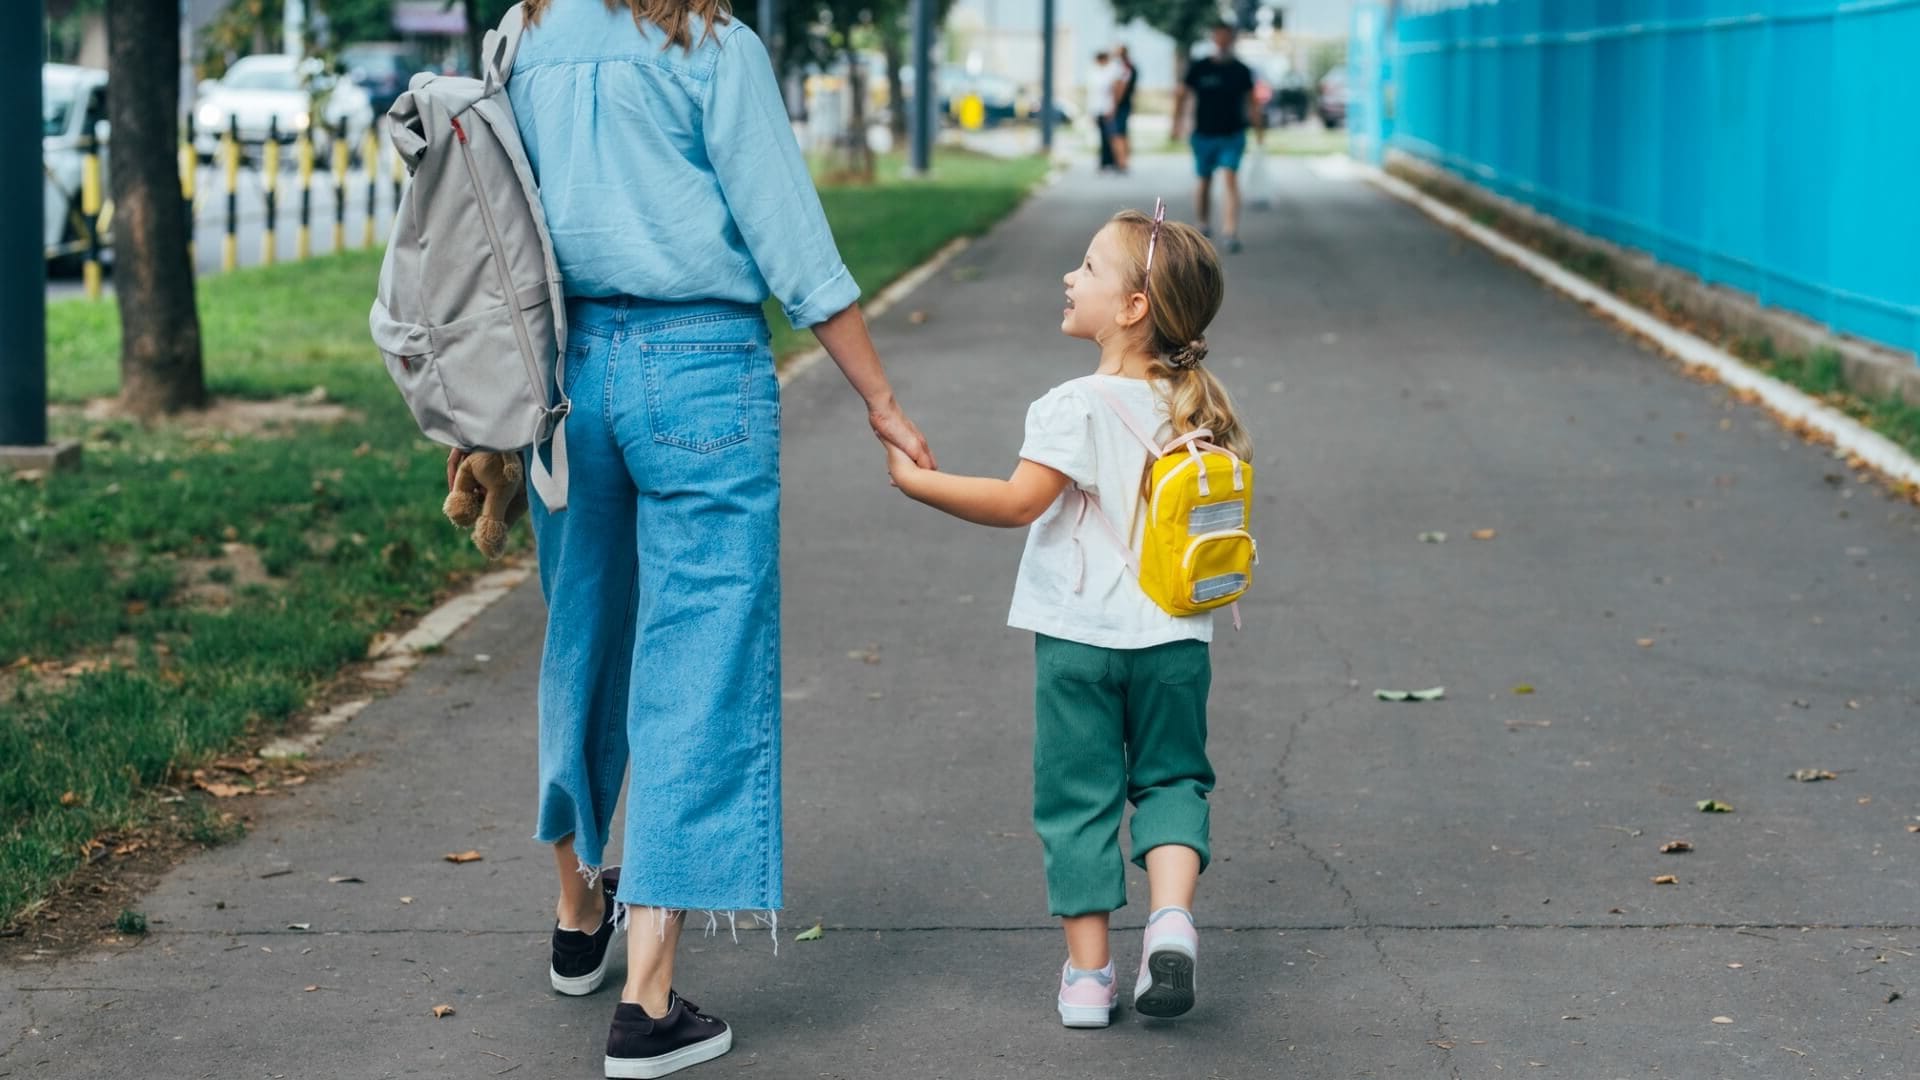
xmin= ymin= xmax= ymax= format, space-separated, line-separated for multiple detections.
xmin=1381 ymin=0 xmax=1920 ymax=359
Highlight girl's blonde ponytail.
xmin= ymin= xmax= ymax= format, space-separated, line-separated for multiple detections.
xmin=1108 ymin=210 xmax=1251 ymax=462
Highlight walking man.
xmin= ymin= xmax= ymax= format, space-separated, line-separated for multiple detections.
xmin=1173 ymin=21 xmax=1263 ymax=252
xmin=1089 ymin=50 xmax=1118 ymax=173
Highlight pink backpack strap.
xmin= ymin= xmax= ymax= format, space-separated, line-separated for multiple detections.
xmin=1085 ymin=379 xmax=1169 ymax=457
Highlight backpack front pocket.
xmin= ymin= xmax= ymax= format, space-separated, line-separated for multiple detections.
xmin=1181 ymin=529 xmax=1254 ymax=608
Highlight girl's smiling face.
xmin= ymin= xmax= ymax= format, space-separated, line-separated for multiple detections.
xmin=1061 ymin=223 xmax=1145 ymax=343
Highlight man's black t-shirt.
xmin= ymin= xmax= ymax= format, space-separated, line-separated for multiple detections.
xmin=1183 ymin=57 xmax=1254 ymax=136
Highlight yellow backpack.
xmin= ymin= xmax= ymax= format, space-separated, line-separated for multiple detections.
xmin=1081 ymin=383 xmax=1256 ymax=624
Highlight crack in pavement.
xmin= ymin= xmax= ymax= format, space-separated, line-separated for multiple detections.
xmin=1279 ymin=616 xmax=1459 ymax=1079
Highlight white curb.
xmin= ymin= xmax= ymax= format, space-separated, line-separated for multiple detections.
xmin=1350 ymin=159 xmax=1920 ymax=488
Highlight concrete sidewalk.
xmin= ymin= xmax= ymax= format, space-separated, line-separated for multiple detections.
xmin=6 ymin=153 xmax=1918 ymax=1079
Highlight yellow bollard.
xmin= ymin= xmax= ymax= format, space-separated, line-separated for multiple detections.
xmin=331 ymin=125 xmax=349 ymax=253
xmin=222 ymin=118 xmax=239 ymax=273
xmin=296 ymin=119 xmax=314 ymax=261
xmin=80 ymin=136 xmax=103 ymax=300
xmin=179 ymin=121 xmax=198 ymax=266
xmin=261 ymin=118 xmax=280 ymax=266
xmin=364 ymin=128 xmax=380 ymax=249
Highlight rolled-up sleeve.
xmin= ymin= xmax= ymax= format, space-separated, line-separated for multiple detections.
xmin=704 ymin=27 xmax=860 ymax=329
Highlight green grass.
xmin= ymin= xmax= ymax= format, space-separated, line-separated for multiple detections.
xmin=2 ymin=148 xmax=1049 ymax=929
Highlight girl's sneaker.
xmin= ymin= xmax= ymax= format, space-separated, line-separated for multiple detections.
xmin=1057 ymin=960 xmax=1119 ymax=1028
xmin=1132 ymin=906 xmax=1198 ymax=1018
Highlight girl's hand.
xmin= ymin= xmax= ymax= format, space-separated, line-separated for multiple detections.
xmin=883 ymin=440 xmax=918 ymax=489
xmin=867 ymin=394 xmax=937 ymax=471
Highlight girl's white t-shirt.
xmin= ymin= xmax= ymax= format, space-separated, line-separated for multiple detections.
xmin=1008 ymin=374 xmax=1214 ymax=650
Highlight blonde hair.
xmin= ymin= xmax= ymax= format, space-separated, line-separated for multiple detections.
xmin=1106 ymin=210 xmax=1251 ymax=466
xmin=523 ymin=0 xmax=732 ymax=50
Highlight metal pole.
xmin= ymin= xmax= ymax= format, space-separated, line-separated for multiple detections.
xmin=1 ymin=0 xmax=48 ymax=448
xmin=757 ymin=0 xmax=774 ymax=44
xmin=1040 ymin=0 xmax=1056 ymax=151
xmin=910 ymin=0 xmax=933 ymax=174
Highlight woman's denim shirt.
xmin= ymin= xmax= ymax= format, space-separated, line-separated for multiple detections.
xmin=507 ymin=4 xmax=858 ymax=328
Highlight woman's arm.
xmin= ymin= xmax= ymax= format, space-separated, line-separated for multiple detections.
xmin=886 ymin=446 xmax=1069 ymax=528
xmin=814 ymin=304 xmax=935 ymax=470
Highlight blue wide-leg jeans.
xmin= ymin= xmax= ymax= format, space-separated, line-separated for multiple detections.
xmin=527 ymin=296 xmax=782 ymax=912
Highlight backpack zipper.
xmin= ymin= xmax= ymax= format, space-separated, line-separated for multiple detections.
xmin=452 ymin=112 xmax=544 ymax=422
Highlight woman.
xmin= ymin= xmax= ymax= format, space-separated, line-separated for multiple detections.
xmin=471 ymin=2 xmax=935 ymax=1075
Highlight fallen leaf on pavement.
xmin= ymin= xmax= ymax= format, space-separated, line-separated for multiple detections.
xmin=327 ymin=875 xmax=364 ymax=884
xmin=304 ymin=985 xmax=319 ymax=992
xmin=1472 ymin=529 xmax=1497 ymax=540
xmin=1636 ymin=638 xmax=1656 ymax=648
xmin=1712 ymin=1016 xmax=1733 ymax=1025
xmin=1697 ymin=800 xmax=1734 ymax=813
xmin=288 ymin=923 xmax=311 ymax=931
xmin=1652 ymin=874 xmax=1679 ymax=885
xmin=444 ymin=851 xmax=483 ymax=864
xmin=1418 ymin=531 xmax=1447 ymax=544
xmin=1659 ymin=840 xmax=1693 ymax=854
xmin=1906 ymin=825 xmax=1920 ymax=834
xmin=400 ymin=896 xmax=415 ymax=904
xmin=432 ymin=1005 xmax=456 ymax=1018
xmin=1789 ymin=768 xmax=1837 ymax=782
xmin=1727 ymin=962 xmax=1744 ymax=969
xmin=1375 ymin=687 xmax=1445 ymax=702
xmin=907 ymin=310 xmax=928 ymax=325
xmin=795 ymin=923 xmax=824 ymax=942
xmin=1512 ymin=684 xmax=1535 ymax=695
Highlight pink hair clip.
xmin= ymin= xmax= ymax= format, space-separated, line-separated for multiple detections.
xmin=1144 ymin=196 xmax=1167 ymax=275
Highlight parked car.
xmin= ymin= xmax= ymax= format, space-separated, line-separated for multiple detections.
xmin=191 ymin=54 xmax=374 ymax=161
xmin=1260 ymin=68 xmax=1311 ymax=127
xmin=339 ymin=42 xmax=425 ymax=117
xmin=1317 ymin=68 xmax=1348 ymax=129
xmin=931 ymin=67 xmax=1075 ymax=129
xmin=42 ymin=63 xmax=110 ymax=273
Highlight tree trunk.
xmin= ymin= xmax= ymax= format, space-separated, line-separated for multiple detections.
xmin=107 ymin=0 xmax=206 ymax=418
xmin=463 ymin=0 xmax=483 ymax=79
xmin=844 ymin=45 xmax=874 ymax=180
xmin=882 ymin=28 xmax=908 ymax=141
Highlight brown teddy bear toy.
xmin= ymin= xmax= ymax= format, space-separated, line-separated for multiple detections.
xmin=443 ymin=451 xmax=528 ymax=560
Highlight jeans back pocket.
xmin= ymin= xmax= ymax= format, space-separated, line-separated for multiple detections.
xmin=638 ymin=328 xmax=763 ymax=454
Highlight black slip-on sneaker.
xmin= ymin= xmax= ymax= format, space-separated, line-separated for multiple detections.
xmin=550 ymin=866 xmax=621 ymax=996
xmin=604 ymin=992 xmax=732 ymax=1079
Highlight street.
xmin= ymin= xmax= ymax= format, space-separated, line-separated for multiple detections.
xmin=5 ymin=152 xmax=1917 ymax=1079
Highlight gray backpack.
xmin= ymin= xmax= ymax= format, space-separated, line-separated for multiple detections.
xmin=370 ymin=3 xmax=571 ymax=510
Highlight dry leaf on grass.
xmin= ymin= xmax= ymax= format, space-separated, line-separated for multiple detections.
xmin=432 ymin=1005 xmax=456 ymax=1018
xmin=195 ymin=779 xmax=250 ymax=799
xmin=1659 ymin=840 xmax=1693 ymax=854
xmin=444 ymin=851 xmax=483 ymax=864
xmin=1652 ymin=874 xmax=1679 ymax=885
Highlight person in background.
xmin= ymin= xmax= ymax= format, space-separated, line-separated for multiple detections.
xmin=1172 ymin=21 xmax=1263 ymax=253
xmin=1089 ymin=50 xmax=1118 ymax=173
xmin=1109 ymin=44 xmax=1137 ymax=175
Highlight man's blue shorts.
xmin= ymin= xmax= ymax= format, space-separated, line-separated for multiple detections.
xmin=1190 ymin=132 xmax=1248 ymax=177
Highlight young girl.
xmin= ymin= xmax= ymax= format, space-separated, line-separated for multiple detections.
xmin=885 ymin=203 xmax=1249 ymax=1027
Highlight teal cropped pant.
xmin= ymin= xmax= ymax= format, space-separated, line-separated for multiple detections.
xmin=1032 ymin=634 xmax=1215 ymax=917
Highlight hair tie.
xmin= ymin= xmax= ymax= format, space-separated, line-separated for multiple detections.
xmin=1169 ymin=339 xmax=1208 ymax=369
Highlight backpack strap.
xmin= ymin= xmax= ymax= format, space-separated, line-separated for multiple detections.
xmin=482 ymin=3 xmax=528 ymax=96
xmin=1085 ymin=379 xmax=1166 ymax=458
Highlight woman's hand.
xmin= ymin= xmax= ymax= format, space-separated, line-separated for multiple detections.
xmin=446 ymin=448 xmax=468 ymax=492
xmin=867 ymin=393 xmax=936 ymax=471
